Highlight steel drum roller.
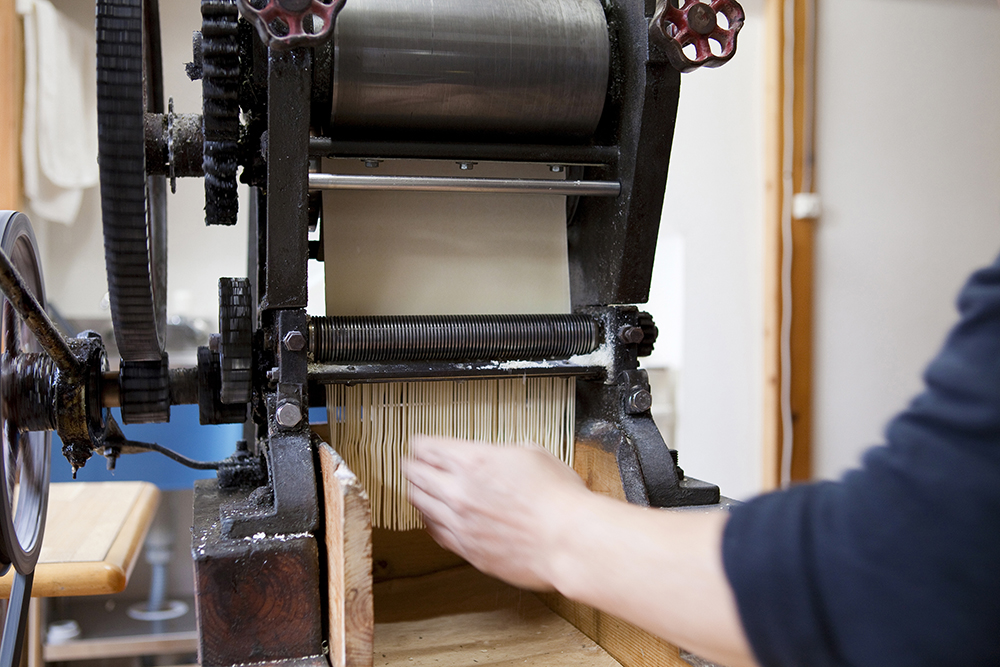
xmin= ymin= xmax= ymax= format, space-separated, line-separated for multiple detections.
xmin=329 ymin=0 xmax=610 ymax=137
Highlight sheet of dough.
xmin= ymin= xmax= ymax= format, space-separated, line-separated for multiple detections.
xmin=322 ymin=159 xmax=571 ymax=316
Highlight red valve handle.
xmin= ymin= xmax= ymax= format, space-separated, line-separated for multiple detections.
xmin=650 ymin=0 xmax=745 ymax=73
xmin=237 ymin=0 xmax=346 ymax=49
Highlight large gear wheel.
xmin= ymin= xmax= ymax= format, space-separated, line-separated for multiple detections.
xmin=97 ymin=0 xmax=168 ymax=363
xmin=201 ymin=0 xmax=241 ymax=226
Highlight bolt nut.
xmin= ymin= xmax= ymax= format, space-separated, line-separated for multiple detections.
xmin=618 ymin=325 xmax=645 ymax=345
xmin=266 ymin=368 xmax=279 ymax=383
xmin=275 ymin=401 xmax=303 ymax=427
xmin=283 ymin=330 xmax=306 ymax=352
xmin=208 ymin=333 xmax=222 ymax=353
xmin=625 ymin=387 xmax=653 ymax=414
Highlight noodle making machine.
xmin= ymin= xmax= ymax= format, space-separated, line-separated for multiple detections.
xmin=0 ymin=0 xmax=744 ymax=664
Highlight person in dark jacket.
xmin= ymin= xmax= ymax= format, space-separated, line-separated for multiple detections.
xmin=405 ymin=253 xmax=1000 ymax=667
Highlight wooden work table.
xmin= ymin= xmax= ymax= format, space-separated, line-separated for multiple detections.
xmin=0 ymin=481 xmax=160 ymax=598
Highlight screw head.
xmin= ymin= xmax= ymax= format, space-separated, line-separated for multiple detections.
xmin=278 ymin=0 xmax=311 ymax=12
xmin=618 ymin=325 xmax=645 ymax=345
xmin=458 ymin=162 xmax=476 ymax=171
xmin=687 ymin=3 xmax=718 ymax=36
xmin=275 ymin=401 xmax=303 ymax=427
xmin=283 ymin=330 xmax=306 ymax=352
xmin=364 ymin=159 xmax=381 ymax=168
xmin=625 ymin=387 xmax=653 ymax=414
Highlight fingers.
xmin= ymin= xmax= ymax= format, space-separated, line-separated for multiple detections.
xmin=422 ymin=517 xmax=465 ymax=558
xmin=407 ymin=480 xmax=457 ymax=527
xmin=406 ymin=465 xmax=471 ymax=560
xmin=410 ymin=434 xmax=472 ymax=472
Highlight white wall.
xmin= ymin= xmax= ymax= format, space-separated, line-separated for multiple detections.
xmin=37 ymin=0 xmax=247 ymax=327
xmin=812 ymin=0 xmax=1000 ymax=479
xmin=645 ymin=0 xmax=766 ymax=501
xmin=646 ymin=0 xmax=1000 ymax=496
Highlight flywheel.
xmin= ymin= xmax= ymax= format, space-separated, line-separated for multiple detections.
xmin=0 ymin=212 xmax=51 ymax=577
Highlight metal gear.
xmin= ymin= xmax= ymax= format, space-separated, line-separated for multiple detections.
xmin=202 ymin=0 xmax=242 ymax=226
xmin=637 ymin=311 xmax=659 ymax=358
xmin=119 ymin=355 xmax=171 ymax=424
xmin=218 ymin=278 xmax=252 ymax=404
xmin=97 ymin=0 xmax=169 ymax=363
xmin=198 ymin=347 xmax=248 ymax=425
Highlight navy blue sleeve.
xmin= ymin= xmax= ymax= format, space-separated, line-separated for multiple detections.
xmin=722 ymin=254 xmax=1000 ymax=667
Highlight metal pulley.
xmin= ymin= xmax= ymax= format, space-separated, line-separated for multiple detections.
xmin=236 ymin=0 xmax=347 ymax=48
xmin=650 ymin=0 xmax=745 ymax=73
xmin=0 ymin=212 xmax=51 ymax=581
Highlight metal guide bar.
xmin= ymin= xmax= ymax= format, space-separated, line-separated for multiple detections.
xmin=308 ymin=138 xmax=620 ymax=166
xmin=308 ymin=173 xmax=620 ymax=197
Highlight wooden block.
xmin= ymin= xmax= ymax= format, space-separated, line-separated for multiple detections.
xmin=560 ymin=441 xmax=689 ymax=667
xmin=0 ymin=482 xmax=160 ymax=597
xmin=371 ymin=528 xmax=466 ymax=583
xmin=319 ymin=442 xmax=374 ymax=667
xmin=374 ymin=566 xmax=620 ymax=667
xmin=537 ymin=593 xmax=690 ymax=667
xmin=573 ymin=440 xmax=628 ymax=503
xmin=192 ymin=480 xmax=323 ymax=667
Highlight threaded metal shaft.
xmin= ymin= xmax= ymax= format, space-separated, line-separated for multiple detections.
xmin=1 ymin=352 xmax=57 ymax=432
xmin=309 ymin=314 xmax=600 ymax=363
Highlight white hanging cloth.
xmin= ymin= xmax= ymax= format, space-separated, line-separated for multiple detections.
xmin=18 ymin=0 xmax=99 ymax=225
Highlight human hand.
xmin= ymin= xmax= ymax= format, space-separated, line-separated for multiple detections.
xmin=404 ymin=435 xmax=591 ymax=591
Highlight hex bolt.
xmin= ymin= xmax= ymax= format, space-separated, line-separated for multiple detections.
xmin=275 ymin=401 xmax=302 ymax=427
xmin=283 ymin=330 xmax=306 ymax=352
xmin=625 ymin=387 xmax=653 ymax=414
xmin=617 ymin=325 xmax=645 ymax=345
xmin=209 ymin=333 xmax=222 ymax=353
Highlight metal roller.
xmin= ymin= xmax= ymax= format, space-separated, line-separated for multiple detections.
xmin=329 ymin=0 xmax=610 ymax=138
xmin=310 ymin=314 xmax=601 ymax=363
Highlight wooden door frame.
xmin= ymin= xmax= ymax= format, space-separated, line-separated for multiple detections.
xmin=762 ymin=0 xmax=818 ymax=490
xmin=0 ymin=0 xmax=23 ymax=210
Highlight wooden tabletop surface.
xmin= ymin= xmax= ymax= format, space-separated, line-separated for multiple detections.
xmin=0 ymin=481 xmax=160 ymax=598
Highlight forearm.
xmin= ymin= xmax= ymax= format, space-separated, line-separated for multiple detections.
xmin=546 ymin=494 xmax=757 ymax=667
xmin=406 ymin=437 xmax=758 ymax=666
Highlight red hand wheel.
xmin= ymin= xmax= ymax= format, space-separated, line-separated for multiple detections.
xmin=650 ymin=0 xmax=746 ymax=73
xmin=237 ymin=0 xmax=347 ymax=49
